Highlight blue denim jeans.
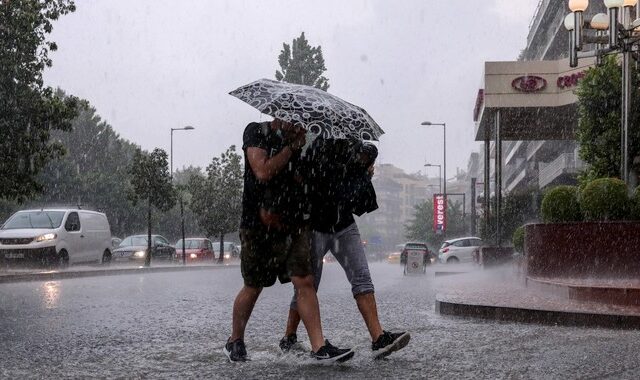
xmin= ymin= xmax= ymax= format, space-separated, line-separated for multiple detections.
xmin=290 ymin=222 xmax=374 ymax=310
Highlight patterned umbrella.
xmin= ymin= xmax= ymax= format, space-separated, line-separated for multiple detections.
xmin=229 ymin=78 xmax=384 ymax=141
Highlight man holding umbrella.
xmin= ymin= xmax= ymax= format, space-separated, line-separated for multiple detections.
xmin=223 ymin=118 xmax=354 ymax=363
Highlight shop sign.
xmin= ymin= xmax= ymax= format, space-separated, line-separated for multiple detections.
xmin=557 ymin=71 xmax=586 ymax=89
xmin=433 ymin=194 xmax=447 ymax=234
xmin=511 ymin=76 xmax=547 ymax=93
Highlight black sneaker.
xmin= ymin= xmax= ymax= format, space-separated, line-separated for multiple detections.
xmin=310 ymin=340 xmax=354 ymax=363
xmin=223 ymin=338 xmax=247 ymax=362
xmin=371 ymin=331 xmax=411 ymax=360
xmin=279 ymin=333 xmax=298 ymax=352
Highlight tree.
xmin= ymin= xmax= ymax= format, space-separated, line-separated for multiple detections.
xmin=479 ymin=189 xmax=541 ymax=245
xmin=575 ymin=56 xmax=640 ymax=185
xmin=0 ymin=1 xmax=78 ymax=202
xmin=275 ymin=32 xmax=329 ymax=90
xmin=404 ymin=198 xmax=467 ymax=251
xmin=32 ymin=97 xmax=147 ymax=237
xmin=189 ymin=146 xmax=243 ymax=263
xmin=129 ymin=148 xmax=176 ymax=266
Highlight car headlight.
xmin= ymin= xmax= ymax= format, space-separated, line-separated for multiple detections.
xmin=190 ymin=253 xmax=197 ymax=259
xmin=35 ymin=233 xmax=57 ymax=242
xmin=134 ymin=250 xmax=146 ymax=258
xmin=224 ymin=254 xmax=230 ymax=259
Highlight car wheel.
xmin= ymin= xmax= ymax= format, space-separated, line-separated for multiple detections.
xmin=102 ymin=250 xmax=112 ymax=265
xmin=57 ymin=249 xmax=70 ymax=269
xmin=446 ymin=256 xmax=459 ymax=264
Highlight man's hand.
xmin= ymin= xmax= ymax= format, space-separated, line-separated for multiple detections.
xmin=285 ymin=127 xmax=306 ymax=151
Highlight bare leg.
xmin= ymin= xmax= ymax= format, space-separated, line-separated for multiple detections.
xmin=290 ymin=274 xmax=324 ymax=351
xmin=355 ymin=292 xmax=384 ymax=341
xmin=230 ymin=285 xmax=262 ymax=341
xmin=285 ymin=308 xmax=301 ymax=337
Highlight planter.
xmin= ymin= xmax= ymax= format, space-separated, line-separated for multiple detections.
xmin=478 ymin=246 xmax=514 ymax=267
xmin=525 ymin=222 xmax=640 ymax=278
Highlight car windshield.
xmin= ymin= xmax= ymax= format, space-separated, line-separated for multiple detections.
xmin=176 ymin=239 xmax=205 ymax=249
xmin=1 ymin=211 xmax=65 ymax=229
xmin=120 ymin=236 xmax=148 ymax=247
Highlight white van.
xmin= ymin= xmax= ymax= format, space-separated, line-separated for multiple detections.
xmin=0 ymin=208 xmax=113 ymax=267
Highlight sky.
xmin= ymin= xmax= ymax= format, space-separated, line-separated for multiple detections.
xmin=44 ymin=0 xmax=540 ymax=179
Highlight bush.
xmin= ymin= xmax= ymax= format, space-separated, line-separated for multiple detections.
xmin=579 ymin=178 xmax=629 ymax=221
xmin=540 ymin=185 xmax=582 ymax=223
xmin=512 ymin=225 xmax=525 ymax=253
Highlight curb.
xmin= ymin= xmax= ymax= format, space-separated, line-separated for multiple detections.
xmin=435 ymin=299 xmax=640 ymax=329
xmin=0 ymin=264 xmax=237 ymax=284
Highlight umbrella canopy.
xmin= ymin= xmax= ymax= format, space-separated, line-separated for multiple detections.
xmin=229 ymin=78 xmax=384 ymax=141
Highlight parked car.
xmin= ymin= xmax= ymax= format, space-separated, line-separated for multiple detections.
xmin=438 ymin=237 xmax=483 ymax=264
xmin=212 ymin=241 xmax=240 ymax=259
xmin=175 ymin=238 xmax=215 ymax=262
xmin=0 ymin=208 xmax=112 ymax=267
xmin=112 ymin=234 xmax=176 ymax=263
xmin=386 ymin=251 xmax=402 ymax=264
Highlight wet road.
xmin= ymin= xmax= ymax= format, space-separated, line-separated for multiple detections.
xmin=1 ymin=263 xmax=639 ymax=379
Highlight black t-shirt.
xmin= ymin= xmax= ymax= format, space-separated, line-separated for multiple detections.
xmin=306 ymin=139 xmax=377 ymax=233
xmin=240 ymin=122 xmax=308 ymax=229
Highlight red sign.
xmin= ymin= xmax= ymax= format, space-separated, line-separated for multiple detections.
xmin=557 ymin=71 xmax=586 ymax=89
xmin=511 ymin=76 xmax=547 ymax=93
xmin=433 ymin=194 xmax=447 ymax=234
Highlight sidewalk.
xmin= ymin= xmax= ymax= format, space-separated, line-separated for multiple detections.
xmin=0 ymin=261 xmax=239 ymax=284
xmin=435 ymin=265 xmax=640 ymax=329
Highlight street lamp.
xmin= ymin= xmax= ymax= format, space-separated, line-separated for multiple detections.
xmin=424 ymin=163 xmax=442 ymax=194
xmin=420 ymin=121 xmax=446 ymax=197
xmin=565 ymin=0 xmax=640 ymax=185
xmin=169 ymin=125 xmax=194 ymax=266
xmin=170 ymin=126 xmax=195 ymax=178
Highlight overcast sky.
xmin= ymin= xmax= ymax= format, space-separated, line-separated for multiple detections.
xmin=44 ymin=0 xmax=539 ymax=178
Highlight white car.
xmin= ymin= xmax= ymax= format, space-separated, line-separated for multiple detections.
xmin=438 ymin=237 xmax=483 ymax=264
xmin=0 ymin=208 xmax=113 ymax=267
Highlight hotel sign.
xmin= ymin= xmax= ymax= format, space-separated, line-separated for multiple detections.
xmin=433 ymin=194 xmax=447 ymax=234
xmin=511 ymin=76 xmax=547 ymax=93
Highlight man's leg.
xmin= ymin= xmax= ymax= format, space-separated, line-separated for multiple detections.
xmin=230 ymin=285 xmax=262 ymax=341
xmin=332 ymin=223 xmax=382 ymax=341
xmin=285 ymin=230 xmax=328 ymax=337
xmin=290 ymin=274 xmax=325 ymax=352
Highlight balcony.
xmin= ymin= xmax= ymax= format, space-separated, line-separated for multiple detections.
xmin=538 ymin=153 xmax=583 ymax=189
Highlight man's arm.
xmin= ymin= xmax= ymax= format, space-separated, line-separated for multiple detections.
xmin=246 ymin=146 xmax=295 ymax=182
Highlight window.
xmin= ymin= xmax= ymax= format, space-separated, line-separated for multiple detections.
xmin=64 ymin=212 xmax=81 ymax=232
xmin=452 ymin=240 xmax=466 ymax=247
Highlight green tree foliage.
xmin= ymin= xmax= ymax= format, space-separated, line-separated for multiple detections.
xmin=404 ymin=198 xmax=466 ymax=251
xmin=0 ymin=0 xmax=78 ymax=202
xmin=575 ymin=56 xmax=640 ymax=183
xmin=33 ymin=98 xmax=147 ymax=236
xmin=512 ymin=225 xmax=525 ymax=253
xmin=579 ymin=177 xmax=629 ymax=221
xmin=540 ymin=185 xmax=582 ymax=223
xmin=480 ymin=189 xmax=541 ymax=245
xmin=275 ymin=32 xmax=329 ymax=90
xmin=130 ymin=148 xmax=176 ymax=266
xmin=189 ymin=146 xmax=243 ymax=262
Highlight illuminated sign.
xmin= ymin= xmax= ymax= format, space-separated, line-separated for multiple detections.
xmin=511 ymin=76 xmax=547 ymax=93
xmin=433 ymin=194 xmax=447 ymax=234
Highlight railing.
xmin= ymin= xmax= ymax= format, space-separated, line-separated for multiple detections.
xmin=538 ymin=153 xmax=583 ymax=188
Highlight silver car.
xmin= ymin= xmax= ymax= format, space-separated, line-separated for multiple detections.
xmin=438 ymin=237 xmax=483 ymax=264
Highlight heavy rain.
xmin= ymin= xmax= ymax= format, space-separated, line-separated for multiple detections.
xmin=1 ymin=0 xmax=640 ymax=378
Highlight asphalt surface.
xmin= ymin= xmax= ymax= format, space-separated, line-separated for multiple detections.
xmin=1 ymin=262 xmax=639 ymax=379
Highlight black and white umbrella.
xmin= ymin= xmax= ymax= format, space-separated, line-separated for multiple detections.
xmin=229 ymin=78 xmax=384 ymax=141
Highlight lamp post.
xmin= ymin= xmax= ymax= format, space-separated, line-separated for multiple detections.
xmin=420 ymin=122 xmax=446 ymax=198
xmin=170 ymin=126 xmax=195 ymax=178
xmin=424 ymin=163 xmax=442 ymax=194
xmin=169 ymin=126 xmax=194 ymax=266
xmin=565 ymin=0 xmax=640 ymax=186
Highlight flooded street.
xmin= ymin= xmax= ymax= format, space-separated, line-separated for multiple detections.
xmin=1 ymin=263 xmax=639 ymax=379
